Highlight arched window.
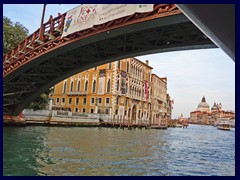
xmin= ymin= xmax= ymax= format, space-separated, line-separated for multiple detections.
xmin=85 ymin=80 xmax=88 ymax=91
xmin=107 ymin=79 xmax=111 ymax=92
xmin=63 ymin=82 xmax=67 ymax=94
xmin=70 ymin=81 xmax=74 ymax=92
xmin=92 ymin=80 xmax=96 ymax=93
xmin=126 ymin=83 xmax=128 ymax=93
xmin=117 ymin=80 xmax=119 ymax=91
xmin=105 ymin=109 xmax=109 ymax=114
xmin=127 ymin=62 xmax=129 ymax=72
xmin=77 ymin=80 xmax=81 ymax=91
xmin=142 ymin=84 xmax=145 ymax=97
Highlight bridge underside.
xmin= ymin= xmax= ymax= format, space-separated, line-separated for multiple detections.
xmin=3 ymin=14 xmax=216 ymax=116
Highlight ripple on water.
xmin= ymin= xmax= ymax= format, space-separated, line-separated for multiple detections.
xmin=3 ymin=125 xmax=235 ymax=176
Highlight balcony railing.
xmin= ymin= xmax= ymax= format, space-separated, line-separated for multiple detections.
xmin=67 ymin=91 xmax=87 ymax=96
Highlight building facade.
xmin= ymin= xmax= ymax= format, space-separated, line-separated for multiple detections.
xmin=151 ymin=74 xmax=168 ymax=125
xmin=50 ymin=58 xmax=171 ymax=124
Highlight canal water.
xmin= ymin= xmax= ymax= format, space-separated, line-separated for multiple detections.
xmin=3 ymin=124 xmax=235 ymax=176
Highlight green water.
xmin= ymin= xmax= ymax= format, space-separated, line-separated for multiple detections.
xmin=3 ymin=125 xmax=235 ymax=176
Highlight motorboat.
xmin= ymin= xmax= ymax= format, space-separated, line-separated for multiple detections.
xmin=216 ymin=122 xmax=230 ymax=130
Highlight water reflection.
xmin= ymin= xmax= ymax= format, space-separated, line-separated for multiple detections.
xmin=3 ymin=125 xmax=235 ymax=176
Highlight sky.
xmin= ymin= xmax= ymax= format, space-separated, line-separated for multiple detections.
xmin=3 ymin=4 xmax=235 ymax=119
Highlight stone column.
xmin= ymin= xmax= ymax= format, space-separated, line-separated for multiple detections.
xmin=49 ymin=98 xmax=53 ymax=110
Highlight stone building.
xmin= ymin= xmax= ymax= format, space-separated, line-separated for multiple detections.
xmin=150 ymin=74 xmax=167 ymax=125
xmin=50 ymin=57 xmax=171 ymax=124
xmin=189 ymin=96 xmax=235 ymax=125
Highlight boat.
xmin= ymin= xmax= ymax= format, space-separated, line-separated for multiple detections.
xmin=216 ymin=117 xmax=232 ymax=130
xmin=182 ymin=120 xmax=189 ymax=128
xmin=229 ymin=117 xmax=235 ymax=128
xmin=175 ymin=124 xmax=183 ymax=128
xmin=216 ymin=122 xmax=230 ymax=130
xmin=151 ymin=125 xmax=168 ymax=129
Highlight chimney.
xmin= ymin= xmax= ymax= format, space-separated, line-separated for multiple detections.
xmin=145 ymin=60 xmax=149 ymax=65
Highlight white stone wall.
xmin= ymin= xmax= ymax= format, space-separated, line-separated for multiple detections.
xmin=22 ymin=109 xmax=111 ymax=122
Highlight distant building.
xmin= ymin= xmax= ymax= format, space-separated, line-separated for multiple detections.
xmin=189 ymin=96 xmax=235 ymax=125
xmin=178 ymin=114 xmax=189 ymax=127
xmin=196 ymin=96 xmax=210 ymax=112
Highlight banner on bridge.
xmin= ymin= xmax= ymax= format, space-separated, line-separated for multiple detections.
xmin=62 ymin=4 xmax=154 ymax=38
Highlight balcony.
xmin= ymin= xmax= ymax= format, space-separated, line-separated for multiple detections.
xmin=67 ymin=91 xmax=87 ymax=96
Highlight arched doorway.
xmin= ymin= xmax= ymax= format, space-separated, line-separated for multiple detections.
xmin=132 ymin=105 xmax=137 ymax=121
xmin=128 ymin=108 xmax=131 ymax=118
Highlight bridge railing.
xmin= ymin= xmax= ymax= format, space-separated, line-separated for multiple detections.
xmin=3 ymin=4 xmax=180 ymax=77
xmin=3 ymin=13 xmax=66 ymax=69
xmin=4 ymin=13 xmax=65 ymax=59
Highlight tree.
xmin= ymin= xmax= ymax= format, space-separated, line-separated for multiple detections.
xmin=28 ymin=92 xmax=49 ymax=111
xmin=3 ymin=16 xmax=29 ymax=55
xmin=3 ymin=16 xmax=49 ymax=110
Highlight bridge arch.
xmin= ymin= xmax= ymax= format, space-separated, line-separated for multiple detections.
xmin=3 ymin=4 xmax=216 ymax=116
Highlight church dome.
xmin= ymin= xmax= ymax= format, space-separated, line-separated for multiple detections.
xmin=217 ymin=103 xmax=222 ymax=110
xmin=211 ymin=102 xmax=218 ymax=111
xmin=196 ymin=96 xmax=210 ymax=112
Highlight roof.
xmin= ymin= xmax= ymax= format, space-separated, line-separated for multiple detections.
xmin=132 ymin=57 xmax=153 ymax=69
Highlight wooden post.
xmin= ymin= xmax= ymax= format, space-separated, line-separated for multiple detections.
xmin=39 ymin=4 xmax=46 ymax=42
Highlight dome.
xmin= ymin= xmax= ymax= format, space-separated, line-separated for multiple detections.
xmin=196 ymin=96 xmax=210 ymax=112
xmin=217 ymin=103 xmax=222 ymax=110
xmin=211 ymin=102 xmax=218 ymax=111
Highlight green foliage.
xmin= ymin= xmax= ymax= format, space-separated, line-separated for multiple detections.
xmin=3 ymin=17 xmax=49 ymax=110
xmin=28 ymin=93 xmax=49 ymax=111
xmin=3 ymin=16 xmax=29 ymax=55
